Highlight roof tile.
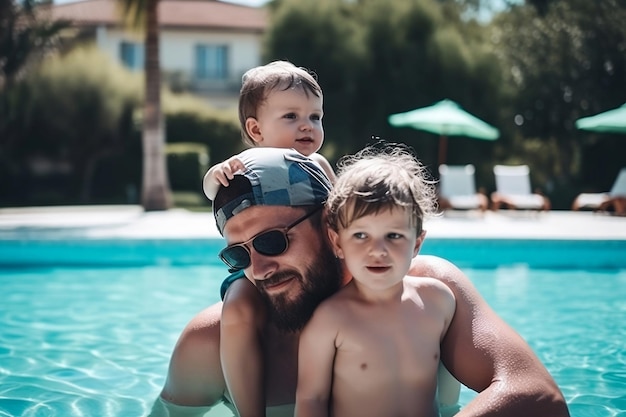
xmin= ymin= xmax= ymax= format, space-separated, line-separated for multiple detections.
xmin=50 ymin=0 xmax=267 ymax=31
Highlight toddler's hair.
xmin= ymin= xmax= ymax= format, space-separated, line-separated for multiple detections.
xmin=326 ymin=142 xmax=438 ymax=235
xmin=238 ymin=61 xmax=322 ymax=146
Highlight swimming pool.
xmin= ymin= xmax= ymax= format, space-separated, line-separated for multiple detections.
xmin=1 ymin=242 xmax=625 ymax=416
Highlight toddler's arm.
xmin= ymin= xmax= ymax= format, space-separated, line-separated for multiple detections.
xmin=221 ymin=277 xmax=267 ymax=417
xmin=203 ymin=157 xmax=246 ymax=200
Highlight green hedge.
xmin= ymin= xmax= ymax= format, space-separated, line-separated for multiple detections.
xmin=0 ymin=46 xmax=244 ymax=206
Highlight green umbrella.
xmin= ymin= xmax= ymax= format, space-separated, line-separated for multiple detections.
xmin=388 ymin=99 xmax=499 ymax=167
xmin=575 ymin=103 xmax=626 ymax=134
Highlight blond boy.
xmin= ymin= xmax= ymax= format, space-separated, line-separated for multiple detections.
xmin=295 ymin=144 xmax=456 ymax=417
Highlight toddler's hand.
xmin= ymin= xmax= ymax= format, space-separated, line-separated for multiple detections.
xmin=203 ymin=157 xmax=246 ymax=200
xmin=212 ymin=157 xmax=246 ymax=187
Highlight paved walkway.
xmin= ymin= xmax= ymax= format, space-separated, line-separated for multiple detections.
xmin=1 ymin=205 xmax=625 ymax=268
xmin=1 ymin=205 xmax=625 ymax=241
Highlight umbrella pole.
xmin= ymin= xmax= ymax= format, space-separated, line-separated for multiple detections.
xmin=438 ymin=135 xmax=448 ymax=167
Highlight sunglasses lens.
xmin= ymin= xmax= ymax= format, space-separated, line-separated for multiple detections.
xmin=219 ymin=230 xmax=290 ymax=270
xmin=253 ymin=230 xmax=288 ymax=256
xmin=220 ymin=245 xmax=250 ymax=270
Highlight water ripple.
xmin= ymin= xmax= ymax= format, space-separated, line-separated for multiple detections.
xmin=2 ymin=266 xmax=625 ymax=416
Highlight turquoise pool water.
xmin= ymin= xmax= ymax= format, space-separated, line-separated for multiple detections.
xmin=1 ymin=250 xmax=625 ymax=416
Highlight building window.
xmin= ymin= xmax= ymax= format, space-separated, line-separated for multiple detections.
xmin=120 ymin=41 xmax=144 ymax=70
xmin=195 ymin=44 xmax=228 ymax=80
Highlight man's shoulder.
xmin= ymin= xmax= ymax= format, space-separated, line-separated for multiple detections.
xmin=403 ymin=275 xmax=456 ymax=313
xmin=184 ymin=302 xmax=223 ymax=336
xmin=161 ymin=302 xmax=225 ymax=406
xmin=171 ymin=302 xmax=223 ymax=359
xmin=409 ymin=254 xmax=454 ymax=276
xmin=404 ymin=274 xmax=452 ymax=292
xmin=409 ymin=254 xmax=470 ymax=290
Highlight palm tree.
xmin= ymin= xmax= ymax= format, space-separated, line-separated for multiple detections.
xmin=118 ymin=0 xmax=172 ymax=210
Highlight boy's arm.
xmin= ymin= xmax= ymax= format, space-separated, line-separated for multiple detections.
xmin=203 ymin=157 xmax=246 ymax=200
xmin=221 ymin=278 xmax=267 ymax=417
xmin=295 ymin=305 xmax=336 ymax=417
xmin=310 ymin=153 xmax=336 ymax=184
xmin=411 ymin=255 xmax=569 ymax=417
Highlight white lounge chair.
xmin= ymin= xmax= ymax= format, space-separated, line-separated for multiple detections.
xmin=572 ymin=167 xmax=626 ymax=212
xmin=491 ymin=164 xmax=550 ymax=211
xmin=438 ymin=164 xmax=488 ymax=211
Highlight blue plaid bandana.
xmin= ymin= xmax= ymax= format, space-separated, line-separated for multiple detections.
xmin=206 ymin=148 xmax=332 ymax=235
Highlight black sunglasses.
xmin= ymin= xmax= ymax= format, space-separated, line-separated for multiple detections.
xmin=219 ymin=206 xmax=322 ymax=272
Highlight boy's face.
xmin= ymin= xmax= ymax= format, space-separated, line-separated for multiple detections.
xmin=245 ymin=88 xmax=324 ymax=157
xmin=328 ymin=206 xmax=424 ymax=292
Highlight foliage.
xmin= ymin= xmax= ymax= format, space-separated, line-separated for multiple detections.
xmin=265 ymin=0 xmax=505 ymax=171
xmin=0 ymin=0 xmax=72 ymax=203
xmin=490 ymin=0 xmax=626 ymax=193
xmin=264 ymin=0 xmax=626 ymax=208
xmin=0 ymin=0 xmax=70 ymax=88
xmin=0 ymin=47 xmax=141 ymax=204
xmin=166 ymin=142 xmax=208 ymax=193
xmin=0 ymin=47 xmax=238 ymax=206
xmin=4 ymin=0 xmax=625 ymax=210
xmin=162 ymin=91 xmax=243 ymax=165
xmin=264 ymin=0 xmax=365 ymax=161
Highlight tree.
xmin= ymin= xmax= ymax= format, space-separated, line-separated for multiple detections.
xmin=491 ymin=0 xmax=626 ymax=189
xmin=264 ymin=0 xmax=505 ymax=171
xmin=117 ymin=0 xmax=172 ymax=210
xmin=264 ymin=0 xmax=365 ymax=160
xmin=1 ymin=0 xmax=69 ymax=200
xmin=13 ymin=48 xmax=141 ymax=203
xmin=0 ymin=0 xmax=68 ymax=89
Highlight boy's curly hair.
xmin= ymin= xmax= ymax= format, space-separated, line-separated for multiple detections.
xmin=326 ymin=142 xmax=438 ymax=235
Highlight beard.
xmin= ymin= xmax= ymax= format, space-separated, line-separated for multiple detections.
xmin=256 ymin=242 xmax=342 ymax=333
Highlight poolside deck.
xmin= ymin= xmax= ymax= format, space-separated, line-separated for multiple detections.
xmin=1 ymin=205 xmax=625 ymax=268
xmin=1 ymin=205 xmax=625 ymax=241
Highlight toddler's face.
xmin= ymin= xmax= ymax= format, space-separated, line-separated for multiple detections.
xmin=248 ymin=88 xmax=324 ymax=156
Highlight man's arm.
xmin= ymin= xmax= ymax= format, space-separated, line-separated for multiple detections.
xmin=410 ymin=255 xmax=569 ymax=417
xmin=160 ymin=302 xmax=227 ymax=407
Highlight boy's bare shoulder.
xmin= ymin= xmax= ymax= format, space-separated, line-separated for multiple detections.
xmin=308 ymin=282 xmax=354 ymax=318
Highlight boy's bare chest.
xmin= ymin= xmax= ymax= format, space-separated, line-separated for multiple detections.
xmin=334 ymin=305 xmax=442 ymax=378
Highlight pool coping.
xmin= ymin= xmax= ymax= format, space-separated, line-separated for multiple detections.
xmin=1 ymin=205 xmax=625 ymax=241
xmin=1 ymin=206 xmax=625 ymax=268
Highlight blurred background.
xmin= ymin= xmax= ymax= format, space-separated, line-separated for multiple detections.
xmin=1 ymin=0 xmax=625 ymax=211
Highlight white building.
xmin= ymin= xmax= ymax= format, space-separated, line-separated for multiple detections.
xmin=50 ymin=0 xmax=267 ymax=108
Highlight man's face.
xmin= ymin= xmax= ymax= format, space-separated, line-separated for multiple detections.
xmin=222 ymin=205 xmax=341 ymax=332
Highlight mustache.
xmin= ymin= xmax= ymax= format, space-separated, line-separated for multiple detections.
xmin=255 ymin=270 xmax=300 ymax=290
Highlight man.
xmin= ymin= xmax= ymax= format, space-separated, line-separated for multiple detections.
xmin=158 ymin=148 xmax=569 ymax=417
